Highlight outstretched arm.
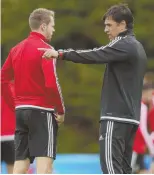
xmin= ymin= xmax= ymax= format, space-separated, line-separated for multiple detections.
xmin=38 ymin=37 xmax=129 ymax=64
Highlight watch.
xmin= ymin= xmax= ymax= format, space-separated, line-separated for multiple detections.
xmin=58 ymin=50 xmax=63 ymax=59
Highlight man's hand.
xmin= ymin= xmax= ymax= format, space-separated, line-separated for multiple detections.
xmin=38 ymin=48 xmax=58 ymax=59
xmin=54 ymin=113 xmax=65 ymax=126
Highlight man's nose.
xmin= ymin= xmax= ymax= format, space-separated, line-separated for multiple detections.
xmin=104 ymin=26 xmax=108 ymax=33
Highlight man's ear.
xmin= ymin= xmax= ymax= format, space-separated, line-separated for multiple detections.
xmin=40 ymin=23 xmax=47 ymax=31
xmin=120 ymin=20 xmax=127 ymax=30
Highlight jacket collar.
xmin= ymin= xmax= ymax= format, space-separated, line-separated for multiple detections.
xmin=118 ymin=29 xmax=134 ymax=37
xmin=29 ymin=32 xmax=48 ymax=42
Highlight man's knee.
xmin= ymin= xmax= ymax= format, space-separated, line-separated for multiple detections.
xmin=13 ymin=166 xmax=28 ymax=174
xmin=13 ymin=159 xmax=30 ymax=174
xmin=37 ymin=165 xmax=53 ymax=174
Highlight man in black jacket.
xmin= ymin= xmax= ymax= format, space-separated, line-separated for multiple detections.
xmin=38 ymin=4 xmax=147 ymax=174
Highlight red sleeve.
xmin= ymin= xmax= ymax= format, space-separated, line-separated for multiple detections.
xmin=42 ymin=58 xmax=65 ymax=114
xmin=1 ymin=51 xmax=15 ymax=111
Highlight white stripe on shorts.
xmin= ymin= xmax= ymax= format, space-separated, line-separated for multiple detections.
xmin=105 ymin=121 xmax=115 ymax=174
xmin=47 ymin=112 xmax=54 ymax=157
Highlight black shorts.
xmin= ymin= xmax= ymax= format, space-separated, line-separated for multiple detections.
xmin=15 ymin=108 xmax=58 ymax=163
xmin=1 ymin=141 xmax=15 ymax=164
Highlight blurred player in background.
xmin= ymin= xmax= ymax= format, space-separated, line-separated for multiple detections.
xmin=1 ymin=82 xmax=15 ymax=174
xmin=131 ymin=71 xmax=154 ymax=173
xmin=1 ymin=8 xmax=65 ymax=174
xmin=149 ymin=88 xmax=154 ymax=173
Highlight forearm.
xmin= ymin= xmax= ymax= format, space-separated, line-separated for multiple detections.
xmin=62 ymin=50 xmax=99 ymax=64
xmin=2 ymin=83 xmax=15 ymax=111
xmin=46 ymin=87 xmax=65 ymax=115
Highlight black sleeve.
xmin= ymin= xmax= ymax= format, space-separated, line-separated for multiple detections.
xmin=62 ymin=37 xmax=129 ymax=64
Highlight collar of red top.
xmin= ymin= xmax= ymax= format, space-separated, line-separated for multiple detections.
xmin=30 ymin=32 xmax=48 ymax=42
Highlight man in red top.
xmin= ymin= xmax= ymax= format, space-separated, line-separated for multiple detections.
xmin=131 ymin=101 xmax=148 ymax=173
xmin=1 ymin=82 xmax=15 ymax=174
xmin=131 ymin=73 xmax=154 ymax=173
xmin=149 ymin=92 xmax=154 ymax=173
xmin=148 ymin=92 xmax=154 ymax=138
xmin=1 ymin=8 xmax=65 ymax=174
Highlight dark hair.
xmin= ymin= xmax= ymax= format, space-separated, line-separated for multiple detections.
xmin=103 ymin=4 xmax=134 ymax=29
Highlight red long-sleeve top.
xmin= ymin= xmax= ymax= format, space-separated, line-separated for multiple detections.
xmin=1 ymin=32 xmax=65 ymax=114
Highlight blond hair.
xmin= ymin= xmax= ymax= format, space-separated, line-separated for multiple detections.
xmin=29 ymin=8 xmax=54 ymax=30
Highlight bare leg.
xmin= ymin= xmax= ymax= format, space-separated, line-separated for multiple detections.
xmin=13 ymin=158 xmax=30 ymax=174
xmin=6 ymin=164 xmax=14 ymax=174
xmin=36 ymin=157 xmax=53 ymax=174
xmin=149 ymin=161 xmax=154 ymax=174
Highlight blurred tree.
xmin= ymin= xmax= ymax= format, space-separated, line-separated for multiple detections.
xmin=1 ymin=0 xmax=154 ymax=153
xmin=2 ymin=0 xmax=154 ymax=59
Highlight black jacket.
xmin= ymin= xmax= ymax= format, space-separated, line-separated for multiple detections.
xmin=61 ymin=30 xmax=147 ymax=125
